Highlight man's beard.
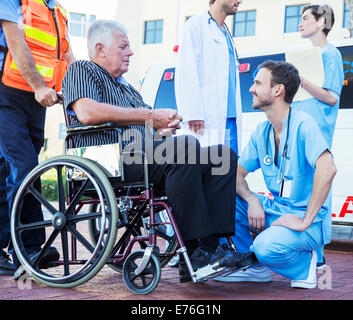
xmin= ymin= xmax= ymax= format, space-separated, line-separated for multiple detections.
xmin=252 ymin=96 xmax=273 ymax=110
xmin=223 ymin=3 xmax=238 ymax=16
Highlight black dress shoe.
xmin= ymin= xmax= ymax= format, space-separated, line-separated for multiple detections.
xmin=0 ymin=250 xmax=15 ymax=275
xmin=218 ymin=251 xmax=258 ymax=269
xmin=14 ymin=246 xmax=60 ymax=280
xmin=28 ymin=246 xmax=60 ymax=269
xmin=178 ymin=246 xmax=211 ymax=283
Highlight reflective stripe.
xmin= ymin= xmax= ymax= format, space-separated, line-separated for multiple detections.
xmin=33 ymin=0 xmax=45 ymax=5
xmin=35 ymin=64 xmax=54 ymax=78
xmin=11 ymin=60 xmax=54 ymax=79
xmin=56 ymin=5 xmax=67 ymax=18
xmin=24 ymin=24 xmax=57 ymax=48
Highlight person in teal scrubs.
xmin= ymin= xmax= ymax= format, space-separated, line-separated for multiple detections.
xmin=293 ymin=4 xmax=344 ymax=267
xmin=226 ymin=61 xmax=336 ymax=289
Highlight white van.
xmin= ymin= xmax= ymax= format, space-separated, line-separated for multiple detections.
xmin=139 ymin=42 xmax=353 ymax=240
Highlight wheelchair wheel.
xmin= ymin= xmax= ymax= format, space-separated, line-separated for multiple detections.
xmin=122 ymin=250 xmax=161 ymax=295
xmin=88 ymin=204 xmax=178 ymax=272
xmin=11 ymin=155 xmax=118 ymax=288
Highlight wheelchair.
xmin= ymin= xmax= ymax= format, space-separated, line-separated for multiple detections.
xmin=10 ymin=108 xmax=252 ymax=295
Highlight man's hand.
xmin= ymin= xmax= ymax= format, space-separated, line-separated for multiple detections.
xmin=271 ymin=214 xmax=309 ymax=232
xmin=151 ymin=109 xmax=182 ymax=133
xmin=247 ymin=196 xmax=266 ymax=231
xmin=34 ymin=86 xmax=60 ymax=107
xmin=188 ymin=120 xmax=205 ymax=135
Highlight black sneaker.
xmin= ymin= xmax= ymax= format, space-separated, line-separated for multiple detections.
xmin=209 ymin=243 xmax=238 ymax=264
xmin=0 ymin=250 xmax=15 ymax=275
xmin=178 ymin=246 xmax=212 ymax=283
xmin=218 ymin=251 xmax=258 ymax=269
xmin=14 ymin=246 xmax=60 ymax=280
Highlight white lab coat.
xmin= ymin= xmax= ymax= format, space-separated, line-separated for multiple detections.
xmin=175 ymin=11 xmax=242 ymax=149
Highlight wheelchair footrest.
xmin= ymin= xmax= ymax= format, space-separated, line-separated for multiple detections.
xmin=192 ymin=261 xmax=258 ymax=283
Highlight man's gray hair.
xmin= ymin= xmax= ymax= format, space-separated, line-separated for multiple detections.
xmin=87 ymin=20 xmax=127 ymax=60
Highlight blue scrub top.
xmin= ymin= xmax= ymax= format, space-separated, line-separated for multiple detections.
xmin=239 ymin=109 xmax=330 ymax=226
xmin=292 ymin=44 xmax=344 ymax=147
xmin=0 ymin=0 xmax=58 ymax=72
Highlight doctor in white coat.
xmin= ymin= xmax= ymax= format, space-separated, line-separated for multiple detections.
xmin=175 ymin=0 xmax=243 ymax=151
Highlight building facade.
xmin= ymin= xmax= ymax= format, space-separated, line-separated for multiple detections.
xmin=115 ymin=0 xmax=351 ymax=87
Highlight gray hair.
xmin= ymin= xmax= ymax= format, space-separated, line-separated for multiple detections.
xmin=87 ymin=20 xmax=127 ymax=60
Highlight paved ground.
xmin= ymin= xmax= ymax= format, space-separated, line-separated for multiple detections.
xmin=0 ymin=241 xmax=352 ymax=301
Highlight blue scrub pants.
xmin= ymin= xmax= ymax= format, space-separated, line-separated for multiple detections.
xmin=0 ymin=83 xmax=45 ymax=253
xmin=315 ymin=190 xmax=332 ymax=264
xmin=233 ymin=193 xmax=323 ymax=280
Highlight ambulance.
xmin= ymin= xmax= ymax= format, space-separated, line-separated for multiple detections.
xmin=139 ymin=39 xmax=353 ymax=240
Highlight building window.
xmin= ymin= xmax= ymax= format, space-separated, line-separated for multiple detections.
xmin=284 ymin=4 xmax=308 ymax=33
xmin=144 ymin=20 xmax=163 ymax=44
xmin=69 ymin=13 xmax=96 ymax=37
xmin=233 ymin=10 xmax=256 ymax=37
xmin=344 ymin=2 xmax=351 ymax=28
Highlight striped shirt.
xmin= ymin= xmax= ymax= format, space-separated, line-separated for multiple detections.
xmin=62 ymin=60 xmax=150 ymax=149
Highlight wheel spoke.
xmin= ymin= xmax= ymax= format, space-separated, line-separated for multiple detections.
xmin=67 ymin=225 xmax=95 ymax=253
xmin=16 ymin=219 xmax=52 ymax=232
xmin=61 ymin=229 xmax=70 ymax=276
xmin=57 ymin=166 xmax=66 ymax=213
xmin=65 ymin=179 xmax=90 ymax=216
xmin=68 ymin=211 xmax=106 ymax=224
xmin=28 ymin=184 xmax=57 ymax=215
xmin=32 ymin=229 xmax=60 ymax=266
xmin=141 ymin=275 xmax=147 ymax=287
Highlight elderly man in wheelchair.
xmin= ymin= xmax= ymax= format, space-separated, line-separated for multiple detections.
xmin=10 ymin=20 xmax=256 ymax=294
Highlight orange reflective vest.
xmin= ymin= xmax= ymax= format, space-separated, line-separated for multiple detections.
xmin=1 ymin=0 xmax=70 ymax=92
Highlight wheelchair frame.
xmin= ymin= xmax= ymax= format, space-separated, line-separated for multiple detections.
xmin=10 ymin=109 xmax=250 ymax=295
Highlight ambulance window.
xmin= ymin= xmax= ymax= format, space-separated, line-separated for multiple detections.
xmin=154 ymin=68 xmax=177 ymax=110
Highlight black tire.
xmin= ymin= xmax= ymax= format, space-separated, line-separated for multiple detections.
xmin=122 ymin=250 xmax=161 ymax=295
xmin=11 ymin=155 xmax=118 ymax=288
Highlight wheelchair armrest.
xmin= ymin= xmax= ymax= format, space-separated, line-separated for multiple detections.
xmin=66 ymin=122 xmax=118 ymax=134
xmin=65 ymin=122 xmax=151 ymax=189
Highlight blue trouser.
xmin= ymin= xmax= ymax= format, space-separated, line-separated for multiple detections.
xmin=233 ymin=193 xmax=323 ymax=280
xmin=0 ymin=83 xmax=45 ymax=252
xmin=219 ymin=117 xmax=238 ymax=246
xmin=224 ymin=117 xmax=238 ymax=155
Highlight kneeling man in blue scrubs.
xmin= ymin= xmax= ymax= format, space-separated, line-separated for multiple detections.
xmin=216 ymin=60 xmax=336 ymax=289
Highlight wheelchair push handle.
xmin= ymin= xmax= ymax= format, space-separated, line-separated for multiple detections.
xmin=57 ymin=93 xmax=64 ymax=105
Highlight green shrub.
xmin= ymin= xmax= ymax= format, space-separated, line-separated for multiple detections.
xmin=41 ymin=179 xmax=58 ymax=201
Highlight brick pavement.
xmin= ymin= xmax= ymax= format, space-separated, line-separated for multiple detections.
xmin=0 ymin=245 xmax=352 ymax=301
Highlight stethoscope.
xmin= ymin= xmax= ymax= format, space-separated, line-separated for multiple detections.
xmin=207 ymin=11 xmax=239 ymax=60
xmin=264 ymin=107 xmax=291 ymax=167
xmin=264 ymin=108 xmax=292 ymax=197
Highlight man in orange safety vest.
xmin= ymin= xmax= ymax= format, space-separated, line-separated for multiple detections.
xmin=0 ymin=0 xmax=75 ymax=276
